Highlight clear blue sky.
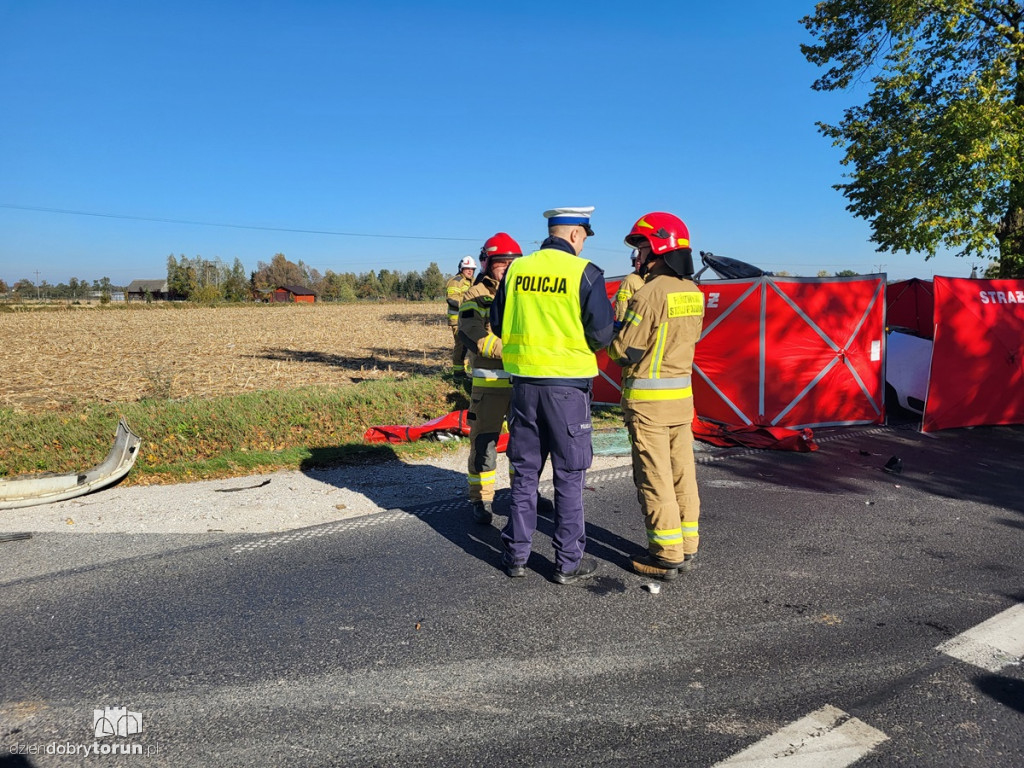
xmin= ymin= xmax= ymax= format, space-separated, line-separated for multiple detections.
xmin=0 ymin=0 xmax=986 ymax=288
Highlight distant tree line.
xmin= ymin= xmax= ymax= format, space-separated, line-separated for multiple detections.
xmin=1 ymin=253 xmax=452 ymax=304
xmin=167 ymin=252 xmax=447 ymax=302
xmin=1 ymin=276 xmax=121 ymax=301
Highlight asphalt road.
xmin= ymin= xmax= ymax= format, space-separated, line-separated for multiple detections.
xmin=1 ymin=424 xmax=1022 ymax=767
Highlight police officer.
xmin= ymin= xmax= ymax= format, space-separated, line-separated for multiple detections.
xmin=445 ymin=256 xmax=477 ymax=377
xmin=614 ymin=250 xmax=645 ymax=327
xmin=457 ymin=233 xmax=522 ymax=524
xmin=490 ymin=207 xmax=615 ymax=583
xmin=608 ymin=212 xmax=704 ymax=580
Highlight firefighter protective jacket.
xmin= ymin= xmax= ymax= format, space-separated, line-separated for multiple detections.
xmin=614 ymin=271 xmax=646 ymax=324
xmin=445 ymin=274 xmax=474 ymax=327
xmin=457 ymin=275 xmax=509 ymax=388
xmin=608 ymin=261 xmax=704 ymax=425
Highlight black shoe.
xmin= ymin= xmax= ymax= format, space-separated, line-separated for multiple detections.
xmin=471 ymin=501 xmax=493 ymax=525
xmin=504 ymin=561 xmax=526 ymax=578
xmin=554 ymin=557 xmax=598 ymax=585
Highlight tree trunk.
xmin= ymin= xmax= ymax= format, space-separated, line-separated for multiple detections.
xmin=997 ymin=180 xmax=1024 ymax=278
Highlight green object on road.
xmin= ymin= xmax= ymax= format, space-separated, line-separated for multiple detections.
xmin=592 ymin=428 xmax=631 ymax=456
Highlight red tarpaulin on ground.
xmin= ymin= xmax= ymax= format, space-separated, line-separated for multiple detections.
xmin=923 ymin=276 xmax=1024 ymax=432
xmin=693 ymin=417 xmax=818 ymax=452
xmin=598 ymin=275 xmax=886 ymax=429
xmin=364 ymin=410 xmax=510 ymax=451
xmin=887 ymin=278 xmax=935 ymax=338
xmin=364 ymin=411 xmax=817 ymax=452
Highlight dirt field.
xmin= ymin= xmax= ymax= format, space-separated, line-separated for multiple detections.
xmin=0 ymin=302 xmax=452 ymax=412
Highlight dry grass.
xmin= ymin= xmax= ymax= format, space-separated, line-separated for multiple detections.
xmin=0 ymin=302 xmax=452 ymax=412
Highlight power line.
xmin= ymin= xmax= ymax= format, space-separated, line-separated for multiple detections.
xmin=0 ymin=202 xmax=480 ymax=243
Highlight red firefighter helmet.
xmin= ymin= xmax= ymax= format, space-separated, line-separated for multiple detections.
xmin=479 ymin=232 xmax=522 ymax=272
xmin=624 ymin=212 xmax=694 ymax=276
xmin=624 ymin=212 xmax=690 ymax=254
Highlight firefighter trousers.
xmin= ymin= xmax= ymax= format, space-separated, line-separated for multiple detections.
xmin=467 ymin=385 xmax=511 ymax=502
xmin=625 ymin=412 xmax=700 ymax=562
xmin=450 ymin=326 xmax=467 ymax=374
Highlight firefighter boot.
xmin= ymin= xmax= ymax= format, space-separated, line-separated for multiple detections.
xmin=632 ymin=552 xmax=691 ymax=581
xmin=471 ymin=500 xmax=493 ymax=525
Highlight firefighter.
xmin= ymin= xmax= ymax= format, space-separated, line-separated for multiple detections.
xmin=614 ymin=250 xmax=645 ymax=327
xmin=457 ymin=233 xmax=522 ymax=525
xmin=445 ymin=256 xmax=477 ymax=377
xmin=608 ymin=212 xmax=704 ymax=581
xmin=489 ymin=207 xmax=615 ymax=583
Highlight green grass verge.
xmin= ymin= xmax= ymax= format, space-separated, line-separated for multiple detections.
xmin=1 ymin=377 xmax=625 ymax=486
xmin=0 ymin=376 xmax=471 ymax=485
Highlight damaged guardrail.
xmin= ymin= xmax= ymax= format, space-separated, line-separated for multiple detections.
xmin=0 ymin=419 xmax=141 ymax=509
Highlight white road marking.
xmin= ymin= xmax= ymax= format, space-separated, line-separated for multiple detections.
xmin=937 ymin=603 xmax=1024 ymax=672
xmin=713 ymin=704 xmax=888 ymax=767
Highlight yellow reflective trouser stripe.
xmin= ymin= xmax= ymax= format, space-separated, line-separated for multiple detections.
xmin=682 ymin=521 xmax=699 ymax=537
xmin=650 ymin=322 xmax=668 ymax=379
xmin=647 ymin=527 xmax=683 ymax=545
xmin=623 ymin=386 xmax=693 ymax=401
xmin=469 ymin=470 xmax=496 ymax=486
xmin=473 ymin=377 xmax=512 ymax=389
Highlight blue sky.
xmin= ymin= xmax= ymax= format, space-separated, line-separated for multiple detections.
xmin=0 ymin=1 xmax=988 ymax=288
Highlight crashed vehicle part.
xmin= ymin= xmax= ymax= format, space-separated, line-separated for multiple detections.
xmin=0 ymin=419 xmax=141 ymax=509
xmin=885 ymin=329 xmax=932 ymax=416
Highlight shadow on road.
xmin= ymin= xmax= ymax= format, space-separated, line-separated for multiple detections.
xmin=299 ymin=446 xmax=642 ymax=583
xmin=974 ymin=673 xmax=1024 ymax=714
xmin=703 ymin=423 xmax=1024 ymax=516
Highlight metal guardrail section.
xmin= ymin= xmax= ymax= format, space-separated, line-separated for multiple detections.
xmin=0 ymin=418 xmax=141 ymax=509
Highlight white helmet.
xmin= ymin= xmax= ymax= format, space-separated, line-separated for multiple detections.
xmin=458 ymin=256 xmax=478 ymax=271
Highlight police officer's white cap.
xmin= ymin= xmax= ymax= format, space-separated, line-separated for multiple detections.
xmin=544 ymin=206 xmax=595 ymax=236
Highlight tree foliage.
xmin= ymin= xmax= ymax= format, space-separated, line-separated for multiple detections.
xmin=802 ymin=0 xmax=1024 ymax=277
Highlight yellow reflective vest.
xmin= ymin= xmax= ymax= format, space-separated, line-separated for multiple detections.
xmin=501 ymin=249 xmax=598 ymax=379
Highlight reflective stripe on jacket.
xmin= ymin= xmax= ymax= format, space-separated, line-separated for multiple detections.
xmin=445 ymin=275 xmax=473 ymax=324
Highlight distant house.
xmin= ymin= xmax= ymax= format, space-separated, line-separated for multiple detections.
xmin=272 ymin=285 xmax=317 ymax=303
xmin=126 ymin=279 xmax=171 ymax=301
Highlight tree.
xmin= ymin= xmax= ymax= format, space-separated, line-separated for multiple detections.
xmin=835 ymin=269 xmax=860 ymax=277
xmin=166 ymin=255 xmax=197 ymax=299
xmin=222 ymin=258 xmax=250 ymax=302
xmin=802 ymin=1 xmax=1024 ymax=277
xmin=0 ymin=278 xmax=8 ymax=295
xmin=422 ymin=262 xmax=446 ymax=299
xmin=252 ymin=253 xmax=307 ymax=289
xmin=355 ymin=270 xmax=383 ymax=299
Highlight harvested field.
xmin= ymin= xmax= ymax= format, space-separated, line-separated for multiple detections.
xmin=0 ymin=302 xmax=452 ymax=412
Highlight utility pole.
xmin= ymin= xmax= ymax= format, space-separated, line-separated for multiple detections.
xmin=873 ymin=263 xmax=886 ymax=274
xmin=33 ymin=269 xmax=41 ymax=299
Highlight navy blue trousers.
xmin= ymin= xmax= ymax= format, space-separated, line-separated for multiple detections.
xmin=501 ymin=382 xmax=594 ymax=572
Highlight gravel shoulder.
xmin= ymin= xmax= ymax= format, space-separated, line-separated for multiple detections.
xmin=0 ymin=446 xmax=632 ymax=535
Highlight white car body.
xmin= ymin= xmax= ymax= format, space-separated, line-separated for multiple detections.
xmin=885 ymin=329 xmax=933 ymax=415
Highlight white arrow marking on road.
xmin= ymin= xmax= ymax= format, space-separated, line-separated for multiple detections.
xmin=713 ymin=704 xmax=888 ymax=767
xmin=937 ymin=602 xmax=1024 ymax=672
